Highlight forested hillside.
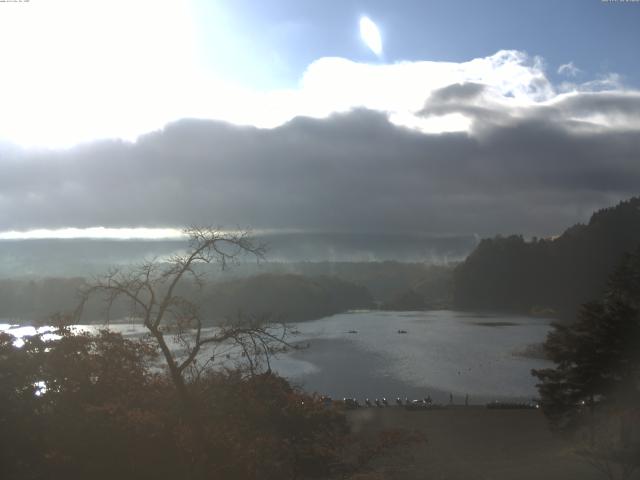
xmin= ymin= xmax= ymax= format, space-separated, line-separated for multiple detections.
xmin=0 ymin=262 xmax=455 ymax=322
xmin=202 ymin=273 xmax=374 ymax=323
xmin=454 ymin=197 xmax=640 ymax=318
xmin=279 ymin=262 xmax=454 ymax=306
xmin=0 ymin=274 xmax=373 ymax=325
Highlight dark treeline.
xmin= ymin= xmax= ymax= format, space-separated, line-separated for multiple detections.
xmin=0 ymin=277 xmax=86 ymax=321
xmin=0 ymin=262 xmax=455 ymax=324
xmin=272 ymin=261 xmax=454 ymax=307
xmin=454 ymin=197 xmax=640 ymax=318
xmin=201 ymin=273 xmax=373 ymax=323
xmin=533 ymin=244 xmax=640 ymax=431
xmin=530 ymin=246 xmax=640 ymax=478
xmin=0 ymin=274 xmax=372 ymax=324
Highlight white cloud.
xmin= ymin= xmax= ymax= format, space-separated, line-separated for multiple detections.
xmin=0 ymin=0 xmax=636 ymax=199
xmin=558 ymin=62 xmax=581 ymax=77
xmin=290 ymin=50 xmax=554 ymax=134
xmin=0 ymin=0 xmax=624 ymax=152
xmin=11 ymin=44 xmax=560 ymax=147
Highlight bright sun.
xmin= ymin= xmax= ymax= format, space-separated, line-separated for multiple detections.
xmin=0 ymin=0 xmax=198 ymax=148
xmin=359 ymin=16 xmax=383 ymax=56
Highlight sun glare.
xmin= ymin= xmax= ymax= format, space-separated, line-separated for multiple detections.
xmin=0 ymin=0 xmax=199 ymax=148
xmin=0 ymin=227 xmax=186 ymax=240
xmin=359 ymin=16 xmax=383 ymax=56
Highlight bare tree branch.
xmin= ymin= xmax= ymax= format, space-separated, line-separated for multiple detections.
xmin=75 ymin=226 xmax=290 ymax=412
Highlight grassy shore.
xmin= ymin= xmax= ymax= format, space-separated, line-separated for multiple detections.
xmin=347 ymin=406 xmax=606 ymax=480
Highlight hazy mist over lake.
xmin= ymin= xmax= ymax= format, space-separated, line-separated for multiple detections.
xmin=0 ymin=232 xmax=476 ymax=278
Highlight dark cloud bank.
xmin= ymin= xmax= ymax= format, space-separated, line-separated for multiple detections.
xmin=1 ymin=87 xmax=639 ymax=238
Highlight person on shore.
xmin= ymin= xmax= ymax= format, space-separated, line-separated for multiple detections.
xmin=449 ymin=393 xmax=453 ymax=405
xmin=465 ymin=394 xmax=469 ymax=406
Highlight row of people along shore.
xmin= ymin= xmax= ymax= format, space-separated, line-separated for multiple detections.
xmin=327 ymin=395 xmax=538 ymax=410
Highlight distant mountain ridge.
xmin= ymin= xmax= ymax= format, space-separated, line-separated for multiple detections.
xmin=0 ymin=263 xmax=455 ymax=323
xmin=0 ymin=273 xmax=373 ymax=325
xmin=453 ymin=197 xmax=640 ymax=318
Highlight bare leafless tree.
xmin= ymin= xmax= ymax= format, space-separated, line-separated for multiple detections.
xmin=75 ymin=227 xmax=293 ymax=413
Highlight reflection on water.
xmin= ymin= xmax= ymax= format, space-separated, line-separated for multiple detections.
xmin=269 ymin=310 xmax=553 ymax=403
xmin=0 ymin=324 xmax=60 ymax=347
xmin=1 ymin=310 xmax=552 ymax=403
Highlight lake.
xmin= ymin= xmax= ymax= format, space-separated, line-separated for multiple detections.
xmin=1 ymin=310 xmax=553 ymax=404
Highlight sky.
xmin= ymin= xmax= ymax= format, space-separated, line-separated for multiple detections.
xmin=0 ymin=0 xmax=639 ymax=239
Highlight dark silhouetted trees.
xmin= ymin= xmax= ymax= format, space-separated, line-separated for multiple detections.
xmin=532 ymin=246 xmax=640 ymax=434
xmin=454 ymin=197 xmax=640 ymax=318
xmin=205 ymin=273 xmax=373 ymax=322
xmin=0 ymin=273 xmax=376 ymax=326
xmin=381 ymin=289 xmax=426 ymax=311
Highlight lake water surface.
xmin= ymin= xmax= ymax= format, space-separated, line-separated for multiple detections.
xmin=268 ymin=310 xmax=552 ymax=404
xmin=1 ymin=310 xmax=553 ymax=404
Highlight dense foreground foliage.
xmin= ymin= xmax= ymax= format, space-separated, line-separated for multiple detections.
xmin=533 ymin=247 xmax=640 ymax=477
xmin=0 ymin=326 xmax=404 ymax=480
xmin=533 ymin=246 xmax=640 ymax=426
